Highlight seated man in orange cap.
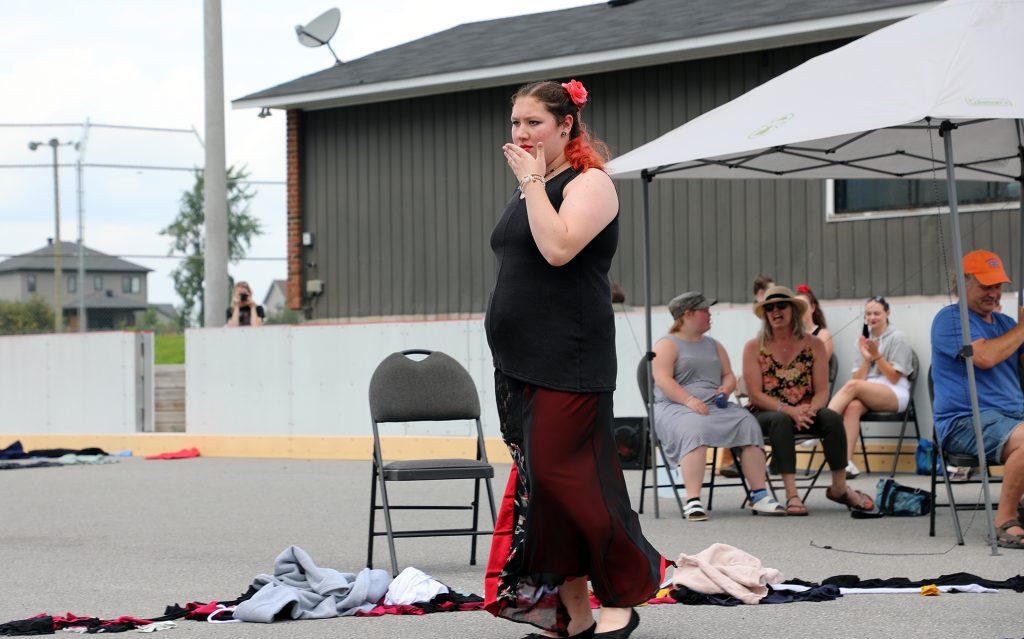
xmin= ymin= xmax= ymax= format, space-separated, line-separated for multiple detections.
xmin=931 ymin=250 xmax=1024 ymax=549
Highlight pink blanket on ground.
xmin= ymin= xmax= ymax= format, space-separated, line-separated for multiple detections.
xmin=672 ymin=543 xmax=783 ymax=604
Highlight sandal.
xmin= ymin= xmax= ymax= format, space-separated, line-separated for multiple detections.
xmin=684 ymin=498 xmax=708 ymax=521
xmin=826 ymin=487 xmax=875 ymax=512
xmin=750 ymin=494 xmax=786 ymax=516
xmin=996 ymin=519 xmax=1024 ymax=549
xmin=784 ymin=495 xmax=808 ymax=516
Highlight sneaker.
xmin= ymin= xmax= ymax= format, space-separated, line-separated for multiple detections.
xmin=799 ymin=438 xmax=821 ymax=449
xmin=684 ymin=498 xmax=708 ymax=521
xmin=845 ymin=461 xmax=861 ymax=480
xmin=750 ymin=494 xmax=786 ymax=516
xmin=947 ymin=465 xmax=973 ymax=482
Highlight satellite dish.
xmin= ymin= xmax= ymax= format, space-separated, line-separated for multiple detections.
xmin=295 ymin=8 xmax=342 ymax=65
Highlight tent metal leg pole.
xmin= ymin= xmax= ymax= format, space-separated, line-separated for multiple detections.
xmin=641 ymin=171 xmax=659 ymax=518
xmin=1017 ymin=119 xmax=1024 ymax=306
xmin=941 ymin=122 xmax=1000 ymax=556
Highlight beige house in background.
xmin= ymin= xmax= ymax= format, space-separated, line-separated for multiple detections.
xmin=0 ymin=240 xmax=151 ymax=330
xmin=262 ymin=279 xmax=287 ymax=316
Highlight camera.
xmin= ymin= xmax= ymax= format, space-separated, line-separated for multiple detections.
xmin=240 ymin=293 xmax=249 ymax=303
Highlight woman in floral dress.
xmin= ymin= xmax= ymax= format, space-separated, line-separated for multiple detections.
xmin=741 ymin=286 xmax=875 ymax=516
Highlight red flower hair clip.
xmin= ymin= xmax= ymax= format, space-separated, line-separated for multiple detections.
xmin=561 ymin=79 xmax=588 ymax=108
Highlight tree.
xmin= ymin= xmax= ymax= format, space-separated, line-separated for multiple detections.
xmin=0 ymin=297 xmax=55 ymax=335
xmin=161 ymin=165 xmax=262 ymax=328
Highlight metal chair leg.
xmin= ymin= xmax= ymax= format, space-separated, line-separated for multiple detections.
xmin=706 ymin=448 xmax=718 ymax=511
xmin=376 ymin=468 xmax=400 ymax=576
xmin=367 ymin=464 xmax=378 ymax=568
xmin=888 ymin=411 xmax=911 ymax=478
xmin=484 ymin=477 xmax=498 ymax=525
xmin=858 ymin=425 xmax=871 ymax=474
xmin=660 ymin=446 xmax=686 ymax=518
xmin=469 ymin=478 xmax=481 ymax=566
xmin=638 ymin=418 xmax=650 ymax=514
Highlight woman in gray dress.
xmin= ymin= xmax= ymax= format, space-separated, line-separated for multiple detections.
xmin=652 ymin=291 xmax=785 ymax=520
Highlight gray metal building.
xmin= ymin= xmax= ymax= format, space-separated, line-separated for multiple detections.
xmin=235 ymin=0 xmax=1020 ymax=319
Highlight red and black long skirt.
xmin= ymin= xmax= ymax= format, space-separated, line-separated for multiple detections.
xmin=484 ymin=370 xmax=666 ymax=634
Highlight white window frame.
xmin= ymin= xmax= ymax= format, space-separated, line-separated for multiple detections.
xmin=824 ymin=178 xmax=1020 ymax=223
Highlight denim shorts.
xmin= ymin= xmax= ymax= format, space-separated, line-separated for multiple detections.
xmin=943 ymin=409 xmax=1024 ymax=463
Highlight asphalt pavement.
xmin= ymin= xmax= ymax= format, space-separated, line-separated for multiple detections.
xmin=1 ymin=457 xmax=1021 ymax=639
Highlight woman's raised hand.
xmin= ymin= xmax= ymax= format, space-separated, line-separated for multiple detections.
xmin=503 ymin=141 xmax=546 ymax=181
xmin=864 ymin=339 xmax=880 ymax=361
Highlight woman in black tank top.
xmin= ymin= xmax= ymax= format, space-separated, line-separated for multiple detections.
xmin=483 ymin=80 xmax=662 ymax=639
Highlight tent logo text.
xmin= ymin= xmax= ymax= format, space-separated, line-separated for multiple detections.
xmin=748 ymin=113 xmax=794 ymax=139
xmin=965 ymin=97 xmax=1012 ymax=107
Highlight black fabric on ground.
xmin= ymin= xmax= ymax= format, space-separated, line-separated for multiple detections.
xmin=0 ymin=441 xmax=27 ymax=460
xmin=669 ymin=584 xmax=842 ymax=606
xmin=0 ymin=616 xmax=53 ymax=636
xmin=0 ymin=462 xmax=63 ymax=471
xmin=817 ymin=573 xmax=1024 ymax=592
xmin=415 ymin=591 xmax=484 ymax=613
xmin=762 ymin=584 xmax=842 ymax=604
xmin=158 ymin=585 xmax=258 ymax=622
xmin=26 ymin=448 xmax=107 ymax=458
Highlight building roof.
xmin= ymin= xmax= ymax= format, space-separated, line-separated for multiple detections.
xmin=149 ymin=303 xmax=179 ymax=322
xmin=234 ymin=0 xmax=932 ymax=111
xmin=0 ymin=242 xmax=151 ymax=274
xmin=64 ymin=289 xmax=148 ymax=311
xmin=263 ymin=279 xmax=287 ymax=306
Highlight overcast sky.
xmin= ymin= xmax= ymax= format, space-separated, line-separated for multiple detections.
xmin=0 ymin=0 xmax=597 ymax=309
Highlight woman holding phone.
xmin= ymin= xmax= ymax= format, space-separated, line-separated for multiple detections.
xmin=827 ymin=296 xmax=914 ymax=478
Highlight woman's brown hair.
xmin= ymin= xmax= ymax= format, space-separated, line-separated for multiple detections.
xmin=512 ymin=80 xmax=610 ymax=172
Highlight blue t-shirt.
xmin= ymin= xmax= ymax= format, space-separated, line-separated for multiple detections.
xmin=930 ymin=304 xmax=1024 ymax=445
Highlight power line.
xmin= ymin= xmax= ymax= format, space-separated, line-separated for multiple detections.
xmin=0 ymin=253 xmax=286 ymax=261
xmin=0 ymin=162 xmax=284 ymax=184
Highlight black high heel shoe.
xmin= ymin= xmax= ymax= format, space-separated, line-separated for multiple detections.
xmin=521 ymin=622 xmax=596 ymax=639
xmin=593 ymin=609 xmax=639 ymax=639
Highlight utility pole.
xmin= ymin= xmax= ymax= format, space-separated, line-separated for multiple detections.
xmin=76 ymin=119 xmax=91 ymax=332
xmin=203 ymin=0 xmax=228 ymax=327
xmin=29 ymin=138 xmax=76 ymax=332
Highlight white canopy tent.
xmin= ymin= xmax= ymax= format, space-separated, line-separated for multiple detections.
xmin=608 ymin=0 xmax=1023 ymax=550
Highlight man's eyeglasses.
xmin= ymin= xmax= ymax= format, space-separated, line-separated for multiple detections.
xmin=762 ymin=302 xmax=790 ymax=312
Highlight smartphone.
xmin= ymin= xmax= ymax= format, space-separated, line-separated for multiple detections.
xmin=862 ymin=323 xmax=870 ymax=339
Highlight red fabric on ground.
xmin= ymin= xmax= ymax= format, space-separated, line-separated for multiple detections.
xmin=144 ymin=448 xmax=200 ymax=460
xmin=357 ymin=604 xmax=425 ymax=617
xmin=483 ymin=467 xmax=518 ymax=615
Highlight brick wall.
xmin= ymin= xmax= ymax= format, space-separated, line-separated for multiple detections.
xmin=286 ymin=109 xmax=302 ymax=310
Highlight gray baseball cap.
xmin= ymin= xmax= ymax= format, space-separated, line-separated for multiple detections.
xmin=668 ymin=291 xmax=716 ymax=319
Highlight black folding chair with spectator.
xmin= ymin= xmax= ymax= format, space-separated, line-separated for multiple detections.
xmin=635 ymin=356 xmax=748 ymax=518
xmin=862 ymin=350 xmax=922 ymax=476
xmin=926 ymin=366 xmax=1004 ymax=544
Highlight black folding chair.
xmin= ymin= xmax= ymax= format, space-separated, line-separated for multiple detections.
xmin=860 ymin=350 xmax=921 ymax=476
xmin=635 ymin=356 xmax=748 ymax=517
xmin=366 ymin=349 xmax=497 ymax=575
xmin=926 ymin=366 xmax=1003 ymax=544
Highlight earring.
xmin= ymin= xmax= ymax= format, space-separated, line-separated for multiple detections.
xmin=561 ymin=131 xmax=568 ymax=137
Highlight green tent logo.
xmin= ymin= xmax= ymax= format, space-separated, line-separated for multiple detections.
xmin=965 ymin=97 xmax=1012 ymax=107
xmin=748 ymin=113 xmax=794 ymax=139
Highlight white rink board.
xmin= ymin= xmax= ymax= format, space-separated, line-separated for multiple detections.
xmin=0 ymin=331 xmax=153 ymax=434
xmin=186 ymin=296 xmax=949 ymax=438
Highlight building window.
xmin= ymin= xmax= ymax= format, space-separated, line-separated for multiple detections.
xmin=94 ymin=275 xmax=103 ymax=290
xmin=828 ymin=179 xmax=1020 ymax=220
xmin=67 ymin=274 xmax=77 ymax=293
xmin=27 ymin=274 xmax=36 ymax=293
xmin=122 ymin=275 xmax=140 ymax=294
